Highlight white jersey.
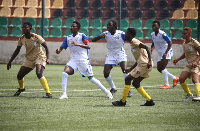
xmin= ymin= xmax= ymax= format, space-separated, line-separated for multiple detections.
xmin=151 ymin=29 xmax=171 ymax=53
xmin=99 ymin=30 xmax=126 ymax=55
xmin=61 ymin=32 xmax=89 ymax=61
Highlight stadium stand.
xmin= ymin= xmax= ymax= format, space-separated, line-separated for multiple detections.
xmin=131 ymin=10 xmax=143 ymax=19
xmin=38 ymin=8 xmax=51 ymax=18
xmin=170 ymin=19 xmax=183 ymax=30
xmin=117 ymin=0 xmax=128 ymax=9
xmin=36 ymin=18 xmax=49 ymax=28
xmin=135 ymin=29 xmax=143 ymax=39
xmin=0 ymin=17 xmax=8 ymax=27
xmin=102 ymin=19 xmax=112 ymax=29
xmin=25 ymin=18 xmax=36 ymax=27
xmin=24 ymin=8 xmax=38 ymax=18
xmin=64 ymin=0 xmax=76 ymax=9
xmin=160 ymin=19 xmax=170 ymax=30
xmin=144 ymin=10 xmax=156 ymax=19
xmin=79 ymin=9 xmax=90 ymax=18
xmin=143 ymin=19 xmax=154 ymax=30
xmin=78 ymin=0 xmax=89 ymax=9
xmin=0 ymin=26 xmax=8 ymax=36
xmin=89 ymin=19 xmax=102 ymax=29
xmin=143 ymin=0 xmax=154 ymax=9
xmin=163 ymin=29 xmax=172 ymax=38
xmin=185 ymin=9 xmax=198 ymax=19
xmin=9 ymin=17 xmax=22 ymax=27
xmin=63 ymin=28 xmax=71 ymax=37
xmin=169 ymin=0 xmax=182 ymax=9
xmin=182 ymin=0 xmax=195 ymax=10
xmin=171 ymin=9 xmax=184 ymax=19
xmin=192 ymin=29 xmax=197 ymax=39
xmin=156 ymin=0 xmax=168 ymax=9
xmin=0 ymin=7 xmax=11 ymax=17
xmin=0 ymin=0 xmax=12 ymax=7
xmin=144 ymin=29 xmax=153 ymax=39
xmin=63 ymin=18 xmax=75 ymax=28
xmin=25 ymin=0 xmax=39 ymax=8
xmin=79 ymin=28 xmax=89 ymax=37
xmin=120 ymin=10 xmax=129 ymax=19
xmin=158 ymin=9 xmax=170 ymax=19
xmin=49 ymin=18 xmax=62 ymax=28
xmin=91 ymin=9 xmax=103 ymax=19
xmin=13 ymin=0 xmax=25 ymax=7
xmin=104 ymin=9 xmax=116 ymax=19
xmin=49 ymin=27 xmax=62 ymax=38
xmin=129 ymin=0 xmax=140 ymax=9
xmin=31 ymin=28 xmax=36 ymax=33
xmin=91 ymin=0 xmax=102 ymax=9
xmin=51 ymin=0 xmax=64 ymax=9
xmin=52 ymin=9 xmax=63 ymax=18
xmin=185 ymin=20 xmax=197 ymax=30
xmin=172 ymin=30 xmax=183 ymax=40
xmin=12 ymin=7 xmax=24 ymax=17
xmin=103 ymin=0 xmax=115 ymax=9
xmin=39 ymin=0 xmax=51 ymax=8
xmin=79 ymin=18 xmax=89 ymax=29
xmin=89 ymin=29 xmax=102 ymax=38
xmin=38 ymin=28 xmax=49 ymax=37
xmin=120 ymin=19 xmax=129 ymax=30
xmin=64 ymin=9 xmax=77 ymax=18
xmin=131 ymin=19 xmax=142 ymax=29
xmin=9 ymin=27 xmax=22 ymax=37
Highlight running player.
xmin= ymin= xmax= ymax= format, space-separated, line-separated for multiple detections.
xmin=112 ymin=28 xmax=155 ymax=106
xmin=92 ymin=20 xmax=132 ymax=97
xmin=173 ymin=27 xmax=200 ymax=101
xmin=151 ymin=20 xmax=179 ymax=89
xmin=7 ymin=22 xmax=52 ymax=98
xmin=56 ymin=21 xmax=113 ymax=99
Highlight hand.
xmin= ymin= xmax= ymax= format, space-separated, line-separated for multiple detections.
xmin=192 ymin=61 xmax=198 ymax=68
xmin=173 ymin=59 xmax=178 ymax=65
xmin=7 ymin=62 xmax=11 ymax=70
xmin=124 ymin=69 xmax=132 ymax=73
xmin=99 ymin=33 xmax=106 ymax=38
xmin=46 ymin=59 xmax=50 ymax=64
xmin=56 ymin=49 xmax=61 ymax=54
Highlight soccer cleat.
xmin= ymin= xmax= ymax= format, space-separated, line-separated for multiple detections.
xmin=14 ymin=88 xmax=25 ymax=96
xmin=183 ymin=94 xmax=193 ymax=101
xmin=59 ymin=94 xmax=68 ymax=99
xmin=140 ymin=99 xmax=155 ymax=106
xmin=160 ymin=85 xmax=170 ymax=89
xmin=43 ymin=93 xmax=52 ymax=98
xmin=173 ymin=77 xmax=179 ymax=87
xmin=192 ymin=96 xmax=200 ymax=102
xmin=128 ymin=90 xmax=132 ymax=97
xmin=110 ymin=88 xmax=117 ymax=95
xmin=105 ymin=90 xmax=113 ymax=99
xmin=112 ymin=99 xmax=126 ymax=106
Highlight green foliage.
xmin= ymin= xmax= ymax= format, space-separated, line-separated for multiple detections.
xmin=0 ymin=64 xmax=200 ymax=131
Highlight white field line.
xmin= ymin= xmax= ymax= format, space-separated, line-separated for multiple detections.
xmin=0 ymin=84 xmax=194 ymax=94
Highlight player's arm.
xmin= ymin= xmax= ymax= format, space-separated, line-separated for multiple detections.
xmin=192 ymin=46 xmax=200 ymax=68
xmin=173 ymin=53 xmax=185 ymax=65
xmin=163 ymin=33 xmax=172 ymax=59
xmin=139 ymin=43 xmax=152 ymax=69
xmin=41 ymin=42 xmax=50 ymax=64
xmin=92 ymin=33 xmax=106 ymax=42
xmin=124 ymin=62 xmax=137 ymax=73
xmin=151 ymin=42 xmax=155 ymax=53
xmin=7 ymin=46 xmax=22 ymax=70
xmin=70 ymin=40 xmax=90 ymax=49
xmin=56 ymin=37 xmax=68 ymax=54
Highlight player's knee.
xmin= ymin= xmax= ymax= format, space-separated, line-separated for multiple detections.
xmin=157 ymin=68 xmax=163 ymax=73
xmin=192 ymin=77 xmax=198 ymax=84
xmin=36 ymin=72 xmax=43 ymax=79
xmin=104 ymin=73 xmax=109 ymax=78
xmin=132 ymin=80 xmax=139 ymax=88
xmin=17 ymin=75 xmax=23 ymax=80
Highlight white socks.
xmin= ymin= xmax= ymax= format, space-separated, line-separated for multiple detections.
xmin=90 ymin=77 xmax=107 ymax=93
xmin=161 ymin=69 xmax=176 ymax=86
xmin=105 ymin=75 xmax=117 ymax=89
xmin=61 ymin=72 xmax=68 ymax=93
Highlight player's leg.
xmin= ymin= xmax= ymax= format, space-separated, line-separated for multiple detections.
xmin=112 ymin=74 xmax=133 ymax=106
xmin=179 ymin=71 xmax=193 ymax=101
xmin=60 ymin=66 xmax=74 ymax=99
xmin=14 ymin=66 xmax=32 ymax=96
xmin=119 ymin=61 xmax=132 ymax=97
xmin=36 ymin=64 xmax=52 ymax=98
xmin=104 ymin=64 xmax=117 ymax=94
xmin=133 ymin=77 xmax=155 ymax=106
xmin=191 ymin=73 xmax=200 ymax=101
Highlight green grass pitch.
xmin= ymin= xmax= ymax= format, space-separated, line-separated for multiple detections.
xmin=0 ymin=64 xmax=200 ymax=131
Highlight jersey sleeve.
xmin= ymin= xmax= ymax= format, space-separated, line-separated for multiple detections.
xmin=162 ymin=33 xmax=171 ymax=43
xmin=121 ymin=31 xmax=126 ymax=42
xmin=193 ymin=39 xmax=200 ymax=49
xmin=17 ymin=39 xmax=23 ymax=46
xmin=61 ymin=37 xmax=68 ymax=49
xmin=98 ymin=31 xmax=107 ymax=39
xmin=36 ymin=35 xmax=45 ymax=45
xmin=131 ymin=38 xmax=140 ymax=48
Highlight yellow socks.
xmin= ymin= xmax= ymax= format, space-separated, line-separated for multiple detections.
xmin=121 ymin=85 xmax=131 ymax=103
xmin=136 ymin=86 xmax=151 ymax=101
xmin=40 ymin=77 xmax=51 ymax=94
xmin=18 ymin=78 xmax=24 ymax=90
xmin=180 ymin=82 xmax=192 ymax=95
xmin=195 ymin=83 xmax=200 ymax=96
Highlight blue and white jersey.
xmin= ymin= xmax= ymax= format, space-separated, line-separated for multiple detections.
xmin=99 ymin=30 xmax=126 ymax=55
xmin=151 ymin=29 xmax=171 ymax=53
xmin=61 ymin=32 xmax=89 ymax=61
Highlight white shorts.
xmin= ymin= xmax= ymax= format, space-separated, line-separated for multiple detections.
xmin=66 ymin=60 xmax=93 ymax=77
xmin=157 ymin=48 xmax=173 ymax=62
xmin=105 ymin=52 xmax=127 ymax=66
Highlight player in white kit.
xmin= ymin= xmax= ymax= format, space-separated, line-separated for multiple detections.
xmin=56 ymin=21 xmax=113 ymax=99
xmin=151 ymin=20 xmax=179 ymax=89
xmin=92 ymin=20 xmax=132 ymax=97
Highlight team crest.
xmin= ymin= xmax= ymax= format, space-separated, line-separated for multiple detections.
xmin=114 ymin=35 xmax=119 ymax=39
xmin=33 ymin=41 xmax=37 ymax=46
xmin=188 ymin=46 xmax=193 ymax=51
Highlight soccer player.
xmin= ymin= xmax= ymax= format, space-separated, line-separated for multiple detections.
xmin=112 ymin=28 xmax=155 ymax=106
xmin=173 ymin=27 xmax=200 ymax=101
xmin=56 ymin=21 xmax=113 ymax=99
xmin=92 ymin=20 xmax=132 ymax=97
xmin=151 ymin=20 xmax=179 ymax=89
xmin=7 ymin=22 xmax=52 ymax=98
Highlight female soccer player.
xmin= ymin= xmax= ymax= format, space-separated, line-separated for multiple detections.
xmin=173 ymin=27 xmax=200 ymax=101
xmin=92 ymin=20 xmax=132 ymax=97
xmin=56 ymin=21 xmax=113 ymax=99
xmin=112 ymin=28 xmax=155 ymax=106
xmin=151 ymin=20 xmax=179 ymax=89
xmin=7 ymin=22 xmax=52 ymax=98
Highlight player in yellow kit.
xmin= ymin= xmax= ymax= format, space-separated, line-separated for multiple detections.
xmin=7 ymin=22 xmax=52 ymax=98
xmin=173 ymin=27 xmax=200 ymax=101
xmin=112 ymin=28 xmax=155 ymax=106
